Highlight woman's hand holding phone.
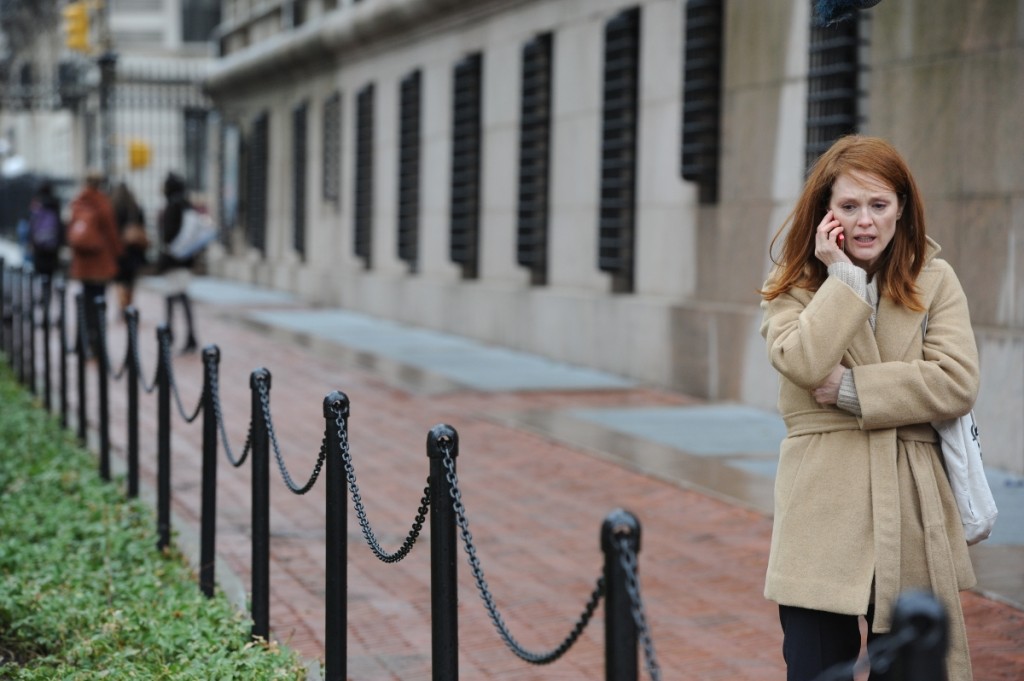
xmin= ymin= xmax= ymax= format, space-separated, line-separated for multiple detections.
xmin=814 ymin=209 xmax=849 ymax=267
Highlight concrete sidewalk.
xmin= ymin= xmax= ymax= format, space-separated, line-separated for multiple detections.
xmin=9 ymin=255 xmax=1024 ymax=679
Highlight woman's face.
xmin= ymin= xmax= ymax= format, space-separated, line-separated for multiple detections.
xmin=828 ymin=171 xmax=904 ymax=272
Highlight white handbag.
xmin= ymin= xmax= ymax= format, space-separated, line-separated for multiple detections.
xmin=168 ymin=208 xmax=217 ymax=260
xmin=932 ymin=410 xmax=998 ymax=545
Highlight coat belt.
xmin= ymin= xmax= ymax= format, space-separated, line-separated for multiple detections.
xmin=782 ymin=410 xmax=937 ymax=443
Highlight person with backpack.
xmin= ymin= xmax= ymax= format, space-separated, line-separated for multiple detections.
xmin=159 ymin=172 xmax=199 ymax=354
xmin=28 ymin=181 xmax=64 ymax=278
xmin=68 ymin=170 xmax=122 ymax=357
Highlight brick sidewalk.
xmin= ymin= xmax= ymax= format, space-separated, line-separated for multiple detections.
xmin=62 ymin=285 xmax=1024 ymax=680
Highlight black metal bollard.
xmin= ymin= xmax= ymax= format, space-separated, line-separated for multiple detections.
xmin=41 ymin=276 xmax=52 ymax=412
xmin=0 ymin=257 xmax=5 ymax=357
xmin=57 ymin=280 xmax=68 ymax=428
xmin=603 ymin=508 xmax=641 ymax=681
xmin=427 ymin=424 xmax=459 ymax=681
xmin=156 ymin=324 xmax=173 ymax=551
xmin=75 ymin=292 xmax=88 ymax=444
xmin=125 ymin=307 xmax=140 ymax=498
xmin=57 ymin=281 xmax=69 ymax=426
xmin=95 ymin=297 xmax=111 ymax=481
xmin=323 ymin=390 xmax=350 ymax=681
xmin=13 ymin=267 xmax=23 ymax=383
xmin=250 ymin=368 xmax=271 ymax=642
xmin=886 ymin=590 xmax=948 ymax=680
xmin=199 ymin=345 xmax=219 ymax=598
xmin=25 ymin=272 xmax=35 ymax=395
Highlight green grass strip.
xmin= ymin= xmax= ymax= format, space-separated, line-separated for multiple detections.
xmin=0 ymin=362 xmax=309 ymax=680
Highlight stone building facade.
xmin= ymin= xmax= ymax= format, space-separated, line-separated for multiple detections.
xmin=205 ymin=0 xmax=1024 ymax=474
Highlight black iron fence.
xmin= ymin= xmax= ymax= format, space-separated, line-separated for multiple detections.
xmin=0 ymin=257 xmax=949 ymax=681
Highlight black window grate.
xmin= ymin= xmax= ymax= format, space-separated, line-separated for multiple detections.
xmin=450 ymin=52 xmax=483 ymax=280
xmin=184 ymin=108 xmax=209 ymax=191
xmin=517 ymin=32 xmax=553 ymax=286
xmin=398 ymin=70 xmax=421 ymax=272
xmin=292 ymin=101 xmax=308 ymax=259
xmin=681 ymin=0 xmax=723 ymax=204
xmin=322 ymin=91 xmax=342 ymax=208
xmin=599 ymin=7 xmax=640 ymax=293
xmin=247 ymin=112 xmax=269 ymax=255
xmin=806 ymin=3 xmax=862 ymax=169
xmin=181 ymin=0 xmax=221 ymax=43
xmin=354 ymin=83 xmax=374 ymax=268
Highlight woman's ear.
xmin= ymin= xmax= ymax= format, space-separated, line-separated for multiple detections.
xmin=897 ymin=194 xmax=907 ymax=219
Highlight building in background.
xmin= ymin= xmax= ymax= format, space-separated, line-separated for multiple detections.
xmin=205 ymin=0 xmax=1024 ymax=476
xmin=0 ymin=0 xmax=219 ymax=231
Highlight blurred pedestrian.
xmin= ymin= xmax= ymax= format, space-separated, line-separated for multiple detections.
xmin=27 ymin=180 xmax=64 ymax=280
xmin=159 ymin=171 xmax=198 ymax=354
xmin=110 ymin=181 xmax=149 ymax=316
xmin=759 ymin=135 xmax=978 ymax=680
xmin=68 ymin=169 xmax=122 ymax=356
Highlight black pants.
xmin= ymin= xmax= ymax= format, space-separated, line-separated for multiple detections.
xmin=164 ymin=292 xmax=197 ymax=351
xmin=779 ymin=604 xmax=890 ymax=681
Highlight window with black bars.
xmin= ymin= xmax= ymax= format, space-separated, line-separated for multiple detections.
xmin=598 ymin=7 xmax=640 ymax=293
xmin=516 ymin=32 xmax=553 ymax=286
xmin=217 ymin=121 xmax=240 ymax=249
xmin=247 ymin=112 xmax=269 ymax=255
xmin=322 ymin=92 xmax=341 ymax=208
xmin=354 ymin=83 xmax=374 ymax=268
xmin=181 ymin=0 xmax=221 ymax=43
xmin=184 ymin=107 xmax=209 ymax=191
xmin=681 ymin=0 xmax=723 ymax=204
xmin=398 ymin=69 xmax=422 ymax=272
xmin=450 ymin=52 xmax=483 ymax=280
xmin=806 ymin=3 xmax=862 ymax=170
xmin=292 ymin=101 xmax=308 ymax=259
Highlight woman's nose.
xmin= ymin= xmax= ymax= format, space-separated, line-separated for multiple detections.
xmin=857 ymin=207 xmax=873 ymax=226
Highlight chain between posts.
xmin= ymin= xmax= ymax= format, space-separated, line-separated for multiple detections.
xmin=163 ymin=337 xmax=203 ymax=423
xmin=333 ymin=407 xmax=431 ymax=563
xmin=810 ymin=626 xmax=919 ymax=681
xmin=254 ymin=372 xmax=324 ymax=494
xmin=97 ymin=308 xmax=130 ymax=381
xmin=619 ymin=537 xmax=661 ymax=681
xmin=206 ymin=351 xmax=251 ymax=467
xmin=438 ymin=438 xmax=605 ymax=664
xmin=127 ymin=313 xmax=158 ymax=394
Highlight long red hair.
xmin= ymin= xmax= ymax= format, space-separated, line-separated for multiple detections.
xmin=761 ymin=135 xmax=927 ymax=311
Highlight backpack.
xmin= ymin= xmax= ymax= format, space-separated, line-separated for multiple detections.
xmin=67 ymin=204 xmax=104 ymax=254
xmin=30 ymin=207 xmax=61 ymax=252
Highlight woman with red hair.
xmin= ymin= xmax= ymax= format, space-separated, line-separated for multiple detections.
xmin=760 ymin=136 xmax=978 ymax=680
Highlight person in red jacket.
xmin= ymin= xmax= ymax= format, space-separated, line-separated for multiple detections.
xmin=68 ymin=170 xmax=123 ymax=356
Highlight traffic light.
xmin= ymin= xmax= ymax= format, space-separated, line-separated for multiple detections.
xmin=127 ymin=139 xmax=151 ymax=170
xmin=62 ymin=1 xmax=90 ymax=53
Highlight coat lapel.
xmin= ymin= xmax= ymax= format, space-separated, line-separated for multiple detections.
xmin=875 ymin=268 xmax=939 ymax=362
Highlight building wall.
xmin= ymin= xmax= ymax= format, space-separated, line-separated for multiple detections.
xmin=206 ymin=0 xmax=1024 ymax=474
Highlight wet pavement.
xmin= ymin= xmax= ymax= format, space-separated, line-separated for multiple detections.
xmin=4 ymin=243 xmax=1022 ymax=680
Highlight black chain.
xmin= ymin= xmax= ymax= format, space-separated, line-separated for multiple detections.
xmin=254 ymin=374 xmax=323 ymax=494
xmin=619 ymin=537 xmax=661 ymax=681
xmin=127 ymin=317 xmax=158 ymax=394
xmin=208 ymin=355 xmax=250 ymax=467
xmin=334 ymin=409 xmax=430 ymax=563
xmin=811 ymin=625 xmax=919 ymax=681
xmin=163 ymin=337 xmax=203 ymax=423
xmin=439 ymin=439 xmax=604 ymax=664
xmin=97 ymin=307 xmax=129 ymax=381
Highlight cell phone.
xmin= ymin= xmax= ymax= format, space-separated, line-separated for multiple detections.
xmin=838 ymin=232 xmax=845 ymax=249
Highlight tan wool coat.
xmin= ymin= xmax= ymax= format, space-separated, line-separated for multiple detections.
xmin=761 ymin=239 xmax=978 ymax=680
